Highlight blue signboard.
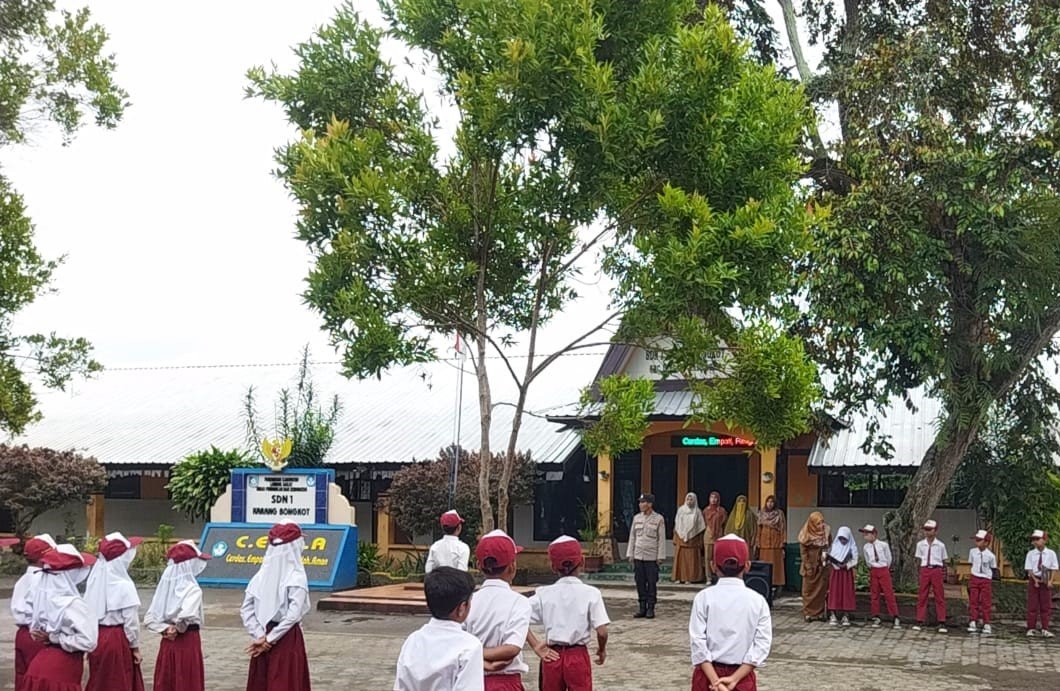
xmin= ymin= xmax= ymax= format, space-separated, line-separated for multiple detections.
xmin=197 ymin=522 xmax=357 ymax=591
xmin=229 ymin=468 xmax=333 ymax=524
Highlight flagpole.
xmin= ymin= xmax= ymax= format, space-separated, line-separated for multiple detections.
xmin=449 ymin=334 xmax=465 ymax=509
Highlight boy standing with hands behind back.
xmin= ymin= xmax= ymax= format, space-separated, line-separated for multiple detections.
xmin=1025 ymin=529 xmax=1058 ymax=638
xmin=967 ymin=530 xmax=997 ymax=635
xmin=859 ymin=525 xmax=900 ymax=629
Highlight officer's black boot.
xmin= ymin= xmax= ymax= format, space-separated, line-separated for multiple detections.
xmin=633 ymin=601 xmax=647 ymax=618
xmin=646 ymin=604 xmax=656 ymax=619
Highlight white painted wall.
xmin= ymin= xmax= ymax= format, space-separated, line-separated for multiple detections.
xmin=787 ymin=507 xmax=981 ymax=558
xmin=31 ymin=499 xmax=201 ymax=539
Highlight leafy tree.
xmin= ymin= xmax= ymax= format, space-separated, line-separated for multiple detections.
xmin=0 ymin=444 xmax=106 ymax=536
xmin=776 ymin=1 xmax=1060 ymax=578
xmin=387 ymin=448 xmax=535 ymax=543
xmin=242 ymin=347 xmax=342 ymax=467
xmin=167 ymin=447 xmax=256 ymax=522
xmin=249 ymin=0 xmax=818 ymax=531
xmin=0 ymin=1 xmax=128 ymax=435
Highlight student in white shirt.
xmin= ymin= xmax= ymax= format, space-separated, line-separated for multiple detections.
xmin=242 ymin=521 xmax=312 ymax=691
xmin=84 ymin=532 xmax=145 ymax=691
xmin=144 ymin=540 xmax=212 ymax=691
xmin=859 ymin=525 xmax=900 ymax=629
xmin=12 ymin=533 xmax=57 ymax=689
xmin=966 ymin=529 xmax=997 ymax=635
xmin=912 ymin=519 xmax=948 ymax=633
xmin=527 ymin=536 xmax=609 ymax=691
xmin=426 ymin=511 xmax=471 ymax=573
xmin=464 ymin=530 xmax=532 ymax=691
xmin=395 ymin=566 xmax=483 ymax=691
xmin=1025 ymin=529 xmax=1058 ymax=637
xmin=826 ymin=526 xmax=858 ymax=627
xmin=23 ymin=544 xmax=99 ymax=691
xmin=688 ymin=534 xmax=771 ymax=691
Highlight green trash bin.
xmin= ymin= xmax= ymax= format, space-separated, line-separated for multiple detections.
xmin=785 ymin=542 xmax=802 ymax=591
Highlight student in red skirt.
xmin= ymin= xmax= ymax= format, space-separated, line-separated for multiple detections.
xmin=826 ymin=527 xmax=858 ymax=627
xmin=12 ymin=534 xmax=57 ymax=691
xmin=23 ymin=544 xmax=99 ymax=691
xmin=528 ymin=536 xmax=609 ymax=691
xmin=464 ymin=529 xmax=532 ymax=691
xmin=241 ymin=521 xmax=312 ymax=691
xmin=688 ymin=534 xmax=771 ymax=691
xmin=84 ymin=532 xmax=145 ymax=691
xmin=144 ymin=540 xmax=212 ymax=691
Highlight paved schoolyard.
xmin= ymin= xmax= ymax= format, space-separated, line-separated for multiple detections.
xmin=0 ymin=585 xmax=1056 ymax=690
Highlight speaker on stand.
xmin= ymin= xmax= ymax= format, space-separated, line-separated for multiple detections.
xmin=743 ymin=560 xmax=774 ymax=607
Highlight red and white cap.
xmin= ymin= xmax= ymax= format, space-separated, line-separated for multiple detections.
xmin=41 ymin=544 xmax=97 ymax=571
xmin=98 ymin=532 xmax=144 ymax=561
xmin=858 ymin=525 xmax=877 ymax=534
xmin=547 ymin=535 xmax=583 ymax=571
xmin=166 ymin=540 xmax=211 ymax=563
xmin=1031 ymin=529 xmax=1049 ymax=541
xmin=972 ymin=529 xmax=990 ymax=541
xmin=475 ymin=529 xmax=523 ymax=570
xmin=268 ymin=521 xmax=303 ymax=546
xmin=713 ymin=534 xmax=749 ymax=568
xmin=440 ymin=510 xmax=464 ymax=529
xmin=923 ymin=519 xmax=939 ymax=530
xmin=23 ymin=534 xmax=57 ymax=562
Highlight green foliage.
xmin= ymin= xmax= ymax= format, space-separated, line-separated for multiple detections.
xmin=358 ymin=541 xmax=382 ymax=573
xmin=576 ymin=502 xmax=599 ymax=543
xmin=167 ymin=447 xmax=255 ymax=522
xmin=0 ymin=445 xmax=106 ymax=536
xmin=0 ymin=2 xmax=126 ymax=435
xmin=387 ymin=448 xmax=535 ymax=541
xmin=243 ymin=346 xmax=342 ymax=467
xmin=581 ymin=375 xmax=654 ymax=457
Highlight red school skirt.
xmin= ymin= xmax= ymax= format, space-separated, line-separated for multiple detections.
xmin=23 ymin=647 xmax=84 ymax=691
xmin=16 ymin=625 xmax=48 ymax=690
xmin=86 ymin=625 xmax=145 ymax=691
xmin=153 ymin=626 xmax=205 ymax=691
xmin=827 ymin=567 xmax=857 ymax=612
xmin=692 ymin=664 xmax=757 ymax=691
xmin=245 ymin=623 xmax=311 ymax=691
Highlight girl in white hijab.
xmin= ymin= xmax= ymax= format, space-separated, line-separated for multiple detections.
xmin=826 ymin=526 xmax=859 ymax=626
xmin=23 ymin=543 xmax=98 ymax=691
xmin=12 ymin=533 xmax=57 ymax=688
xmin=144 ymin=540 xmax=211 ymax=691
xmin=241 ymin=521 xmax=312 ymax=691
xmin=84 ymin=532 xmax=144 ymax=691
xmin=672 ymin=493 xmax=707 ymax=583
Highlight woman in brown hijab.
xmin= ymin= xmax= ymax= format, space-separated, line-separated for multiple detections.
xmin=798 ymin=511 xmax=832 ymax=621
xmin=701 ymin=492 xmax=728 ymax=580
xmin=756 ymin=495 xmax=787 ymax=587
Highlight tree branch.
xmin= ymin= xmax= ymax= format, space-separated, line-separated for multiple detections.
xmin=529 ymin=311 xmax=622 ymax=383
xmin=776 ymin=0 xmax=826 ymax=157
xmin=989 ymin=306 xmax=1060 ymax=399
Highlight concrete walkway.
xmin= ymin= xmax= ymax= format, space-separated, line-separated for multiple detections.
xmin=0 ymin=586 xmax=1055 ymax=689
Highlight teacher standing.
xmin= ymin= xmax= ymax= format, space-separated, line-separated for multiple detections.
xmin=672 ymin=493 xmax=706 ymax=584
xmin=798 ymin=511 xmax=832 ymax=622
xmin=701 ymin=492 xmax=728 ymax=582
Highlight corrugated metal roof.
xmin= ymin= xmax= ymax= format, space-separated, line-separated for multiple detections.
xmin=13 ymin=353 xmax=601 ymax=468
xmin=808 ymin=390 xmax=943 ymax=469
xmin=547 ymin=390 xmax=696 ymax=423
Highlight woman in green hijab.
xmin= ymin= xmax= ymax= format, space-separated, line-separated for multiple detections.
xmin=724 ymin=494 xmax=758 ymax=552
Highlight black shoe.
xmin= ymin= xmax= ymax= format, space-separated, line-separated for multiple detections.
xmin=633 ymin=602 xmax=647 ymax=618
xmin=646 ymin=607 xmax=656 ymax=619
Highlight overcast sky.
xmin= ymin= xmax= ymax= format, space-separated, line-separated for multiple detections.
xmin=5 ymin=1 xmax=809 ymax=372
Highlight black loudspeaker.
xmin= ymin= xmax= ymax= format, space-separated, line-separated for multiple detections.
xmin=744 ymin=560 xmax=774 ymax=607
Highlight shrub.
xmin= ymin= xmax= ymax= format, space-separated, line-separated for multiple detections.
xmin=167 ymin=447 xmax=255 ymax=522
xmin=0 ymin=445 xmax=106 ymax=536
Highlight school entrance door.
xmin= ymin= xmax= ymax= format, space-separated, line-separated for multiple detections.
xmin=689 ymin=454 xmax=749 ymax=514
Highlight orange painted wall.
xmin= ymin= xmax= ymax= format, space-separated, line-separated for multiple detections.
xmin=787 ymin=455 xmax=817 ymax=507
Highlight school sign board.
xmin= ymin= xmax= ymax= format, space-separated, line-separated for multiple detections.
xmin=197 ymin=466 xmax=357 ymax=591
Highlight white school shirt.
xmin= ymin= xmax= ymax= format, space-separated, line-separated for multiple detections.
xmin=425 ymin=536 xmax=471 ymax=573
xmin=99 ymin=606 xmax=140 ymax=648
xmin=464 ymin=579 xmax=532 ymax=676
xmin=968 ymin=548 xmax=997 ymax=579
xmin=688 ymin=578 xmax=772 ymax=668
xmin=862 ymin=541 xmax=892 ymax=569
xmin=50 ymin=599 xmax=99 ymax=654
xmin=11 ymin=567 xmax=41 ymax=627
xmin=915 ymin=539 xmax=948 ymax=567
xmin=240 ymin=587 xmax=311 ymax=644
xmin=1024 ymin=548 xmax=1059 ymax=579
xmin=528 ymin=577 xmax=610 ymax=646
xmin=394 ymin=618 xmax=485 ymax=691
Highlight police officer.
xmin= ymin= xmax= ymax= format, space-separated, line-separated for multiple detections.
xmin=627 ymin=493 xmax=666 ymax=619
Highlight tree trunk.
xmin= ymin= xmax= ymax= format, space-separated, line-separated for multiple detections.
xmin=497 ymin=384 xmax=529 ymax=533
xmin=475 ymin=331 xmax=494 ymax=535
xmin=885 ymin=405 xmax=989 ymax=585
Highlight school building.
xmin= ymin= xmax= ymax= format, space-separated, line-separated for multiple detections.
xmin=11 ymin=343 xmax=983 ymax=561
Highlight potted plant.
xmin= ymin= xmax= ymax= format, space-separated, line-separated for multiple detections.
xmin=578 ymin=502 xmax=604 ymax=572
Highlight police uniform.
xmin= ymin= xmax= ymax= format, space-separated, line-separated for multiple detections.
xmin=626 ymin=493 xmax=666 ymax=619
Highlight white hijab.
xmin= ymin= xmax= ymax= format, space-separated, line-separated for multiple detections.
xmin=11 ymin=534 xmax=58 ymax=625
xmin=675 ymin=493 xmax=707 ymax=541
xmin=828 ymin=526 xmax=856 ymax=563
xmin=30 ymin=544 xmax=93 ymax=634
xmin=245 ymin=537 xmax=309 ymax=625
xmin=146 ymin=540 xmax=209 ymax=626
xmin=84 ymin=532 xmax=141 ymax=620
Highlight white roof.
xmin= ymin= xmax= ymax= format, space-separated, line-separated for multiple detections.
xmin=13 ymin=353 xmax=598 ymax=468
